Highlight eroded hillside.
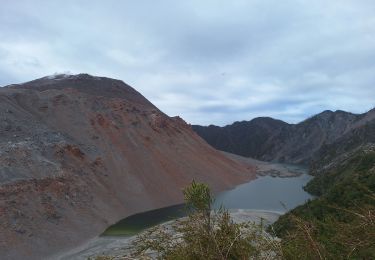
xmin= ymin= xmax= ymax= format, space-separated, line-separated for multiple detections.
xmin=0 ymin=74 xmax=255 ymax=259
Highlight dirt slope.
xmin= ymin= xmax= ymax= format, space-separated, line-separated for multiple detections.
xmin=0 ymin=74 xmax=255 ymax=259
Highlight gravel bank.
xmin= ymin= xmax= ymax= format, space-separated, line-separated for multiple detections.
xmin=55 ymin=210 xmax=282 ymax=260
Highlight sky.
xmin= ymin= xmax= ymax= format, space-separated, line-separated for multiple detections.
xmin=1 ymin=0 xmax=375 ymax=126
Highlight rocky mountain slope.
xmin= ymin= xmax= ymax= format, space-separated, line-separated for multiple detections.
xmin=0 ymin=74 xmax=255 ymax=260
xmin=193 ymin=109 xmax=375 ymax=165
xmin=193 ymin=117 xmax=288 ymax=159
xmin=310 ymin=110 xmax=375 ymax=174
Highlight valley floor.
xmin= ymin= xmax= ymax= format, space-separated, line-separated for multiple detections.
xmin=222 ymin=151 xmax=307 ymax=177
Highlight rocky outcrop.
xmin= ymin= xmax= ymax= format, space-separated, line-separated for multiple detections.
xmin=0 ymin=74 xmax=255 ymax=259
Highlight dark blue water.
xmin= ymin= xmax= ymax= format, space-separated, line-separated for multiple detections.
xmin=103 ymin=173 xmax=313 ymax=236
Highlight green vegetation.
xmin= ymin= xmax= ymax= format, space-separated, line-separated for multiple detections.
xmin=272 ymin=149 xmax=375 ymax=259
xmin=131 ymin=180 xmax=282 ymax=259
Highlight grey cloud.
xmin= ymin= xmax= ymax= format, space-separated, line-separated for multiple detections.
xmin=0 ymin=0 xmax=374 ymax=126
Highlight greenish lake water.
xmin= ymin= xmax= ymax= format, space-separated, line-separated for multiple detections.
xmin=103 ymin=173 xmax=313 ymax=236
xmin=213 ymin=173 xmax=313 ymax=212
xmin=103 ymin=204 xmax=186 ymax=236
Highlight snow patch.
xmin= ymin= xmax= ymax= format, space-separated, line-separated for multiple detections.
xmin=45 ymin=73 xmax=101 ymax=80
xmin=46 ymin=72 xmax=74 ymax=80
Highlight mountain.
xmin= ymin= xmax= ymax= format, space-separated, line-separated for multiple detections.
xmin=192 ymin=117 xmax=288 ymax=158
xmin=0 ymin=74 xmax=255 ymax=259
xmin=193 ymin=109 xmax=375 ymax=164
xmin=309 ymin=109 xmax=375 ymax=174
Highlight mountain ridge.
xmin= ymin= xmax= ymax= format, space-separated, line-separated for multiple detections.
xmin=193 ymin=108 xmax=375 ymax=165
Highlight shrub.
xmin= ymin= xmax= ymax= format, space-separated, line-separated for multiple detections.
xmin=132 ymin=180 xmax=282 ymax=259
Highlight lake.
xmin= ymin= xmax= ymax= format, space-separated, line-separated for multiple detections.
xmin=213 ymin=173 xmax=313 ymax=212
xmin=103 ymin=173 xmax=313 ymax=236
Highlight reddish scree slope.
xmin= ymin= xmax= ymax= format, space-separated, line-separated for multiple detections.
xmin=0 ymin=74 xmax=255 ymax=259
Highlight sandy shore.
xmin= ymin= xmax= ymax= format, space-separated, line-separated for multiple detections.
xmin=221 ymin=151 xmax=308 ymax=177
xmin=54 ymin=209 xmax=282 ymax=260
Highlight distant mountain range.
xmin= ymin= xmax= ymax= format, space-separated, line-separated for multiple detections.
xmin=193 ymin=108 xmax=375 ymax=167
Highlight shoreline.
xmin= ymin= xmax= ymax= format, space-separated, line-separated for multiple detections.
xmin=221 ymin=151 xmax=308 ymax=178
xmin=55 ymin=209 xmax=283 ymax=260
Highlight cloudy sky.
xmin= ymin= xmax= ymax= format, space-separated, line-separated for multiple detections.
xmin=1 ymin=0 xmax=374 ymax=125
